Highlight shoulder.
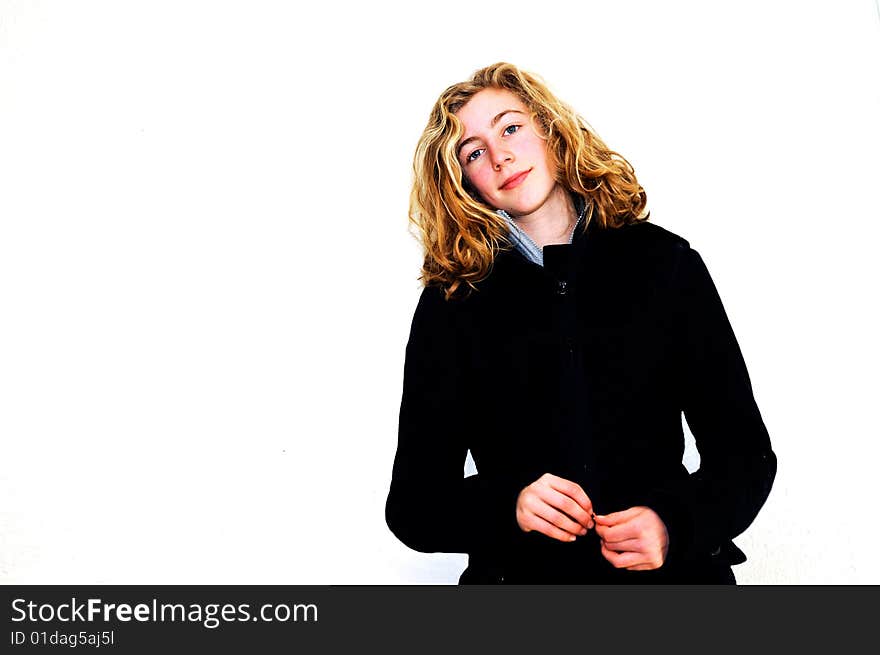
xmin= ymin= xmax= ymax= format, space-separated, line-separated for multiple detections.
xmin=589 ymin=221 xmax=694 ymax=281
xmin=410 ymin=283 xmax=474 ymax=333
xmin=596 ymin=220 xmax=691 ymax=252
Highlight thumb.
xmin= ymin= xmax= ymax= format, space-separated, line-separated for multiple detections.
xmin=593 ymin=513 xmax=613 ymax=526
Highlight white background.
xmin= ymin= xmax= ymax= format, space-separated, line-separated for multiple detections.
xmin=1 ymin=0 xmax=878 ymax=584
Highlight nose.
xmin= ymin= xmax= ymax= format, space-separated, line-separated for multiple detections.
xmin=491 ymin=146 xmax=513 ymax=170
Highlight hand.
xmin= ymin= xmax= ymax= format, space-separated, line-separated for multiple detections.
xmin=594 ymin=506 xmax=669 ymax=571
xmin=516 ymin=473 xmax=595 ymax=543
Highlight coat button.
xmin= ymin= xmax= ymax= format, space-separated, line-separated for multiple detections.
xmin=556 ymin=280 xmax=568 ymax=296
xmin=711 ymin=546 xmax=721 ymax=557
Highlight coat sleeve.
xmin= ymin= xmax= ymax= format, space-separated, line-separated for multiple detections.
xmin=385 ymin=285 xmax=524 ymax=555
xmin=643 ymin=246 xmax=777 ymax=565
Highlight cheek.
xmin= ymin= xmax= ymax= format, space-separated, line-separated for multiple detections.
xmin=468 ymin=167 xmax=495 ymax=197
xmin=524 ymin=139 xmax=551 ymax=169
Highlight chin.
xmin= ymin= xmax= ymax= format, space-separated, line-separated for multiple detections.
xmin=507 ymin=197 xmax=551 ymax=217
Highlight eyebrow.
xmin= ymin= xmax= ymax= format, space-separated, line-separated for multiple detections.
xmin=456 ymin=109 xmax=525 ymax=157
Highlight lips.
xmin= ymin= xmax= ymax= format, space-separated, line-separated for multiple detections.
xmin=500 ymin=169 xmax=531 ymax=190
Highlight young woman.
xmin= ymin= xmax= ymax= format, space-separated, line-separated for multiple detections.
xmin=385 ymin=62 xmax=776 ymax=584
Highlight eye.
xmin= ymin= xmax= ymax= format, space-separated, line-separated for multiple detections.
xmin=504 ymin=124 xmax=520 ymax=136
xmin=465 ymin=148 xmax=484 ymax=164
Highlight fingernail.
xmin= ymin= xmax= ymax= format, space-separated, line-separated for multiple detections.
xmin=569 ymin=535 xmax=576 ymax=541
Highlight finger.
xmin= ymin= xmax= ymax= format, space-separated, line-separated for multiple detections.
xmin=530 ymin=499 xmax=588 ymax=536
xmin=600 ymin=542 xmax=649 ymax=569
xmin=601 ymin=542 xmax=665 ymax=570
xmin=595 ymin=520 xmax=641 ymax=543
xmin=594 ymin=506 xmax=642 ymax=526
xmin=536 ymin=487 xmax=594 ymax=529
xmin=525 ymin=512 xmax=582 ymax=543
xmin=544 ymin=475 xmax=594 ymax=516
xmin=600 ymin=537 xmax=643 ymax=553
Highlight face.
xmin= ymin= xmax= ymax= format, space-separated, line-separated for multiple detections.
xmin=454 ymin=87 xmax=559 ymax=218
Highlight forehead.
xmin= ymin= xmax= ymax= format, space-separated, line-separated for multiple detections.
xmin=456 ymin=88 xmax=528 ymax=133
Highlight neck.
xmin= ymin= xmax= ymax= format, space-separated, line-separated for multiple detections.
xmin=506 ymin=185 xmax=577 ymax=248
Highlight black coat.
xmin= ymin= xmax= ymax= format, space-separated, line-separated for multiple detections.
xmin=385 ymin=218 xmax=776 ymax=584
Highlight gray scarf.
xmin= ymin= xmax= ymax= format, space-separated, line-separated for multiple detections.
xmin=497 ymin=194 xmax=588 ymax=267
